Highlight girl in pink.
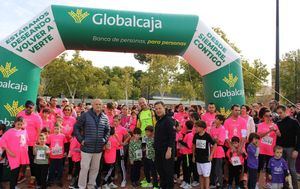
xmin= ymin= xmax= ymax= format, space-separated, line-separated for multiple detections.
xmin=174 ymin=104 xmax=189 ymax=134
xmin=210 ymin=114 xmax=226 ymax=188
xmin=0 ymin=117 xmax=29 ymax=189
xmin=102 ymin=127 xmax=119 ymax=189
xmin=226 ymin=136 xmax=247 ymax=189
xmin=240 ymin=105 xmax=256 ymax=138
xmin=120 ymin=105 xmax=131 ymax=130
xmin=68 ymin=137 xmax=81 ymax=189
xmin=40 ymin=108 xmax=54 ymax=133
xmin=106 ymin=102 xmax=115 ymax=126
xmin=257 ymin=108 xmax=281 ymax=187
xmin=129 ymin=111 xmax=137 ymax=132
xmin=47 ymin=124 xmax=67 ymax=187
xmin=62 ymin=105 xmax=76 ymax=179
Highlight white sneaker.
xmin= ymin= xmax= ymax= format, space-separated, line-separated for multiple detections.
xmin=121 ymin=180 xmax=127 ymax=187
xmin=183 ymin=184 xmax=192 ymax=189
xmin=102 ymin=184 xmax=110 ymax=189
xmin=108 ymin=182 xmax=118 ymax=188
xmin=191 ymin=181 xmax=200 ymax=187
xmin=180 ymin=181 xmax=187 ymax=188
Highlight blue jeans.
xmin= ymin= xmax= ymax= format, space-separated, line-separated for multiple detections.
xmin=48 ymin=158 xmax=64 ymax=182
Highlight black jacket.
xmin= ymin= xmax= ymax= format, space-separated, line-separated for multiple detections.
xmin=154 ymin=114 xmax=176 ymax=151
xmin=276 ymin=116 xmax=300 ymax=151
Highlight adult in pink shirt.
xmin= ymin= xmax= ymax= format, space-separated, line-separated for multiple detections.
xmin=257 ymin=108 xmax=281 ymax=182
xmin=224 ymin=105 xmax=247 ymax=150
xmin=17 ymin=100 xmax=41 ymax=181
xmin=0 ymin=117 xmax=29 ymax=189
xmin=241 ymin=105 xmax=256 ymax=138
xmin=201 ymin=103 xmax=217 ymax=134
xmin=173 ymin=104 xmax=189 ymax=134
xmin=49 ymin=97 xmax=63 ymax=122
xmin=210 ymin=114 xmax=226 ymax=188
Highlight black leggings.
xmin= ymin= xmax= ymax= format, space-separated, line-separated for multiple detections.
xmin=35 ymin=164 xmax=49 ymax=189
xmin=10 ymin=167 xmax=20 ymax=189
xmin=228 ymin=164 xmax=242 ymax=187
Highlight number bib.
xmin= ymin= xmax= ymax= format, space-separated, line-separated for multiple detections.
xmin=135 ymin=149 xmax=143 ymax=159
xmin=231 ymin=156 xmax=241 ymax=166
xmin=261 ymin=136 xmax=273 ymax=145
xmin=196 ymin=139 xmax=206 ymax=149
xmin=37 ymin=150 xmax=46 ymax=160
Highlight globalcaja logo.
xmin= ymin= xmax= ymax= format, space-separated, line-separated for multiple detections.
xmin=0 ymin=62 xmax=28 ymax=93
xmin=0 ymin=62 xmax=17 ymax=78
xmin=220 ymin=107 xmax=231 ymax=118
xmin=4 ymin=100 xmax=24 ymax=117
xmin=223 ymin=73 xmax=238 ymax=88
xmin=68 ymin=9 xmax=90 ymax=24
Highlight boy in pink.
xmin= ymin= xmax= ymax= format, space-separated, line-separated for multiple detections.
xmin=112 ymin=115 xmax=130 ymax=187
xmin=201 ymin=103 xmax=217 ymax=134
xmin=0 ymin=117 xmax=29 ymax=189
xmin=178 ymin=120 xmax=194 ymax=189
xmin=48 ymin=97 xmax=63 ymax=122
xmin=174 ymin=104 xmax=189 ymax=134
xmin=17 ymin=100 xmax=41 ymax=185
xmin=47 ymin=124 xmax=67 ymax=187
xmin=224 ymin=105 xmax=247 ymax=148
xmin=102 ymin=127 xmax=119 ymax=189
xmin=210 ymin=114 xmax=226 ymax=188
xmin=257 ymin=109 xmax=281 ymax=187
xmin=68 ymin=137 xmax=81 ymax=189
xmin=106 ymin=102 xmax=116 ymax=126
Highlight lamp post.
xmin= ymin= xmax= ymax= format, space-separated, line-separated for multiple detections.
xmin=275 ymin=0 xmax=280 ymax=101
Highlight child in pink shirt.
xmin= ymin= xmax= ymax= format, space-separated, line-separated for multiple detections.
xmin=179 ymin=120 xmax=194 ymax=188
xmin=68 ymin=137 xmax=81 ymax=189
xmin=129 ymin=111 xmax=137 ymax=132
xmin=102 ymin=127 xmax=119 ymax=189
xmin=210 ymin=114 xmax=226 ymax=188
xmin=174 ymin=104 xmax=190 ymax=134
xmin=226 ymin=136 xmax=247 ymax=189
xmin=0 ymin=117 xmax=29 ymax=189
xmin=47 ymin=124 xmax=67 ymax=187
xmin=40 ymin=108 xmax=54 ymax=133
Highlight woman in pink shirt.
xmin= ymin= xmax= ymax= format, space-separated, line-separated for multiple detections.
xmin=62 ymin=105 xmax=76 ymax=178
xmin=241 ymin=105 xmax=256 ymax=138
xmin=210 ymin=114 xmax=226 ymax=188
xmin=257 ymin=108 xmax=281 ymax=187
xmin=0 ymin=117 xmax=29 ymax=189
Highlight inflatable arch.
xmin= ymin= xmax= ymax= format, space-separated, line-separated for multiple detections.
xmin=0 ymin=5 xmax=245 ymax=126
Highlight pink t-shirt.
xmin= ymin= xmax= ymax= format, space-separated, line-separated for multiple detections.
xmin=210 ymin=125 xmax=226 ymax=158
xmin=176 ymin=131 xmax=183 ymax=154
xmin=106 ymin=113 xmax=114 ymax=126
xmin=18 ymin=111 xmax=42 ymax=146
xmin=0 ymin=128 xmax=29 ymax=169
xmin=120 ymin=115 xmax=131 ymax=130
xmin=62 ymin=116 xmax=76 ymax=142
xmin=115 ymin=125 xmax=128 ymax=150
xmin=201 ymin=112 xmax=216 ymax=134
xmin=226 ymin=148 xmax=245 ymax=166
xmin=257 ymin=122 xmax=278 ymax=156
xmin=224 ymin=116 xmax=247 ymax=140
xmin=174 ymin=112 xmax=189 ymax=134
xmin=47 ymin=133 xmax=67 ymax=159
xmin=129 ymin=116 xmax=137 ymax=132
xmin=41 ymin=118 xmax=54 ymax=132
xmin=69 ymin=137 xmax=81 ymax=162
xmin=104 ymin=136 xmax=118 ymax=164
xmin=49 ymin=107 xmax=63 ymax=122
xmin=179 ymin=131 xmax=193 ymax=155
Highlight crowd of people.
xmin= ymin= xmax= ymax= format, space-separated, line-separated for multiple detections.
xmin=0 ymin=96 xmax=300 ymax=189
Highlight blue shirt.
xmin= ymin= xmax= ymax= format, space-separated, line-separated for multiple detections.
xmin=268 ymin=157 xmax=288 ymax=183
xmin=247 ymin=143 xmax=259 ymax=169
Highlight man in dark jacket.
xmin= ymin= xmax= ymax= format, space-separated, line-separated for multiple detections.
xmin=276 ymin=105 xmax=300 ymax=189
xmin=74 ymin=99 xmax=110 ymax=189
xmin=154 ymin=101 xmax=176 ymax=189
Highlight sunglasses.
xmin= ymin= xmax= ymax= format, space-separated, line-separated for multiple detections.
xmin=26 ymin=106 xmax=34 ymax=109
xmin=64 ymin=109 xmax=71 ymax=111
xmin=62 ymin=100 xmax=68 ymax=102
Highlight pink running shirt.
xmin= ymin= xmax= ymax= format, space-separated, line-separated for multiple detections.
xmin=257 ymin=122 xmax=278 ymax=156
xmin=210 ymin=125 xmax=226 ymax=158
xmin=47 ymin=133 xmax=67 ymax=159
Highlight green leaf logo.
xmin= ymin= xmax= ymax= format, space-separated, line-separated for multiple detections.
xmin=223 ymin=73 xmax=238 ymax=88
xmin=0 ymin=62 xmax=18 ymax=78
xmin=68 ymin=9 xmax=89 ymax=24
xmin=4 ymin=100 xmax=24 ymax=117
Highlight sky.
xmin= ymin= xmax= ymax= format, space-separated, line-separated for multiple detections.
xmin=0 ymin=0 xmax=299 ymax=85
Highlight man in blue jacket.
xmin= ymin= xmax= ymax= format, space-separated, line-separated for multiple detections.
xmin=74 ymin=99 xmax=110 ymax=189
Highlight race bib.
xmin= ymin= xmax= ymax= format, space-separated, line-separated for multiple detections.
xmin=37 ymin=150 xmax=46 ymax=160
xmin=196 ymin=139 xmax=206 ymax=149
xmin=241 ymin=129 xmax=247 ymax=138
xmin=52 ymin=146 xmax=63 ymax=155
xmin=261 ymin=136 xmax=273 ymax=145
xmin=135 ymin=149 xmax=143 ymax=159
xmin=20 ymin=134 xmax=26 ymax=146
xmin=231 ymin=156 xmax=241 ymax=166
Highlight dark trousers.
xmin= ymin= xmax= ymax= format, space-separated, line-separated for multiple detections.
xmin=71 ymin=161 xmax=80 ymax=187
xmin=10 ymin=167 xmax=20 ymax=189
xmin=192 ymin=162 xmax=199 ymax=182
xmin=182 ymin=154 xmax=193 ymax=184
xmin=48 ymin=158 xmax=64 ymax=182
xmin=228 ymin=164 xmax=242 ymax=186
xmin=0 ymin=163 xmax=3 ymax=182
xmin=211 ymin=158 xmax=223 ymax=187
xmin=175 ymin=155 xmax=183 ymax=179
xmin=103 ymin=163 xmax=115 ymax=185
xmin=63 ymin=142 xmax=74 ymax=175
xmin=28 ymin=146 xmax=36 ymax=177
xmin=35 ymin=164 xmax=49 ymax=189
xmin=130 ymin=160 xmax=142 ymax=183
xmin=247 ymin=168 xmax=258 ymax=189
xmin=113 ymin=149 xmax=126 ymax=182
xmin=144 ymin=158 xmax=158 ymax=187
xmin=155 ymin=150 xmax=174 ymax=189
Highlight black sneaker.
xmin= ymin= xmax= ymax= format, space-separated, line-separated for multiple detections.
xmin=57 ymin=182 xmax=63 ymax=187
